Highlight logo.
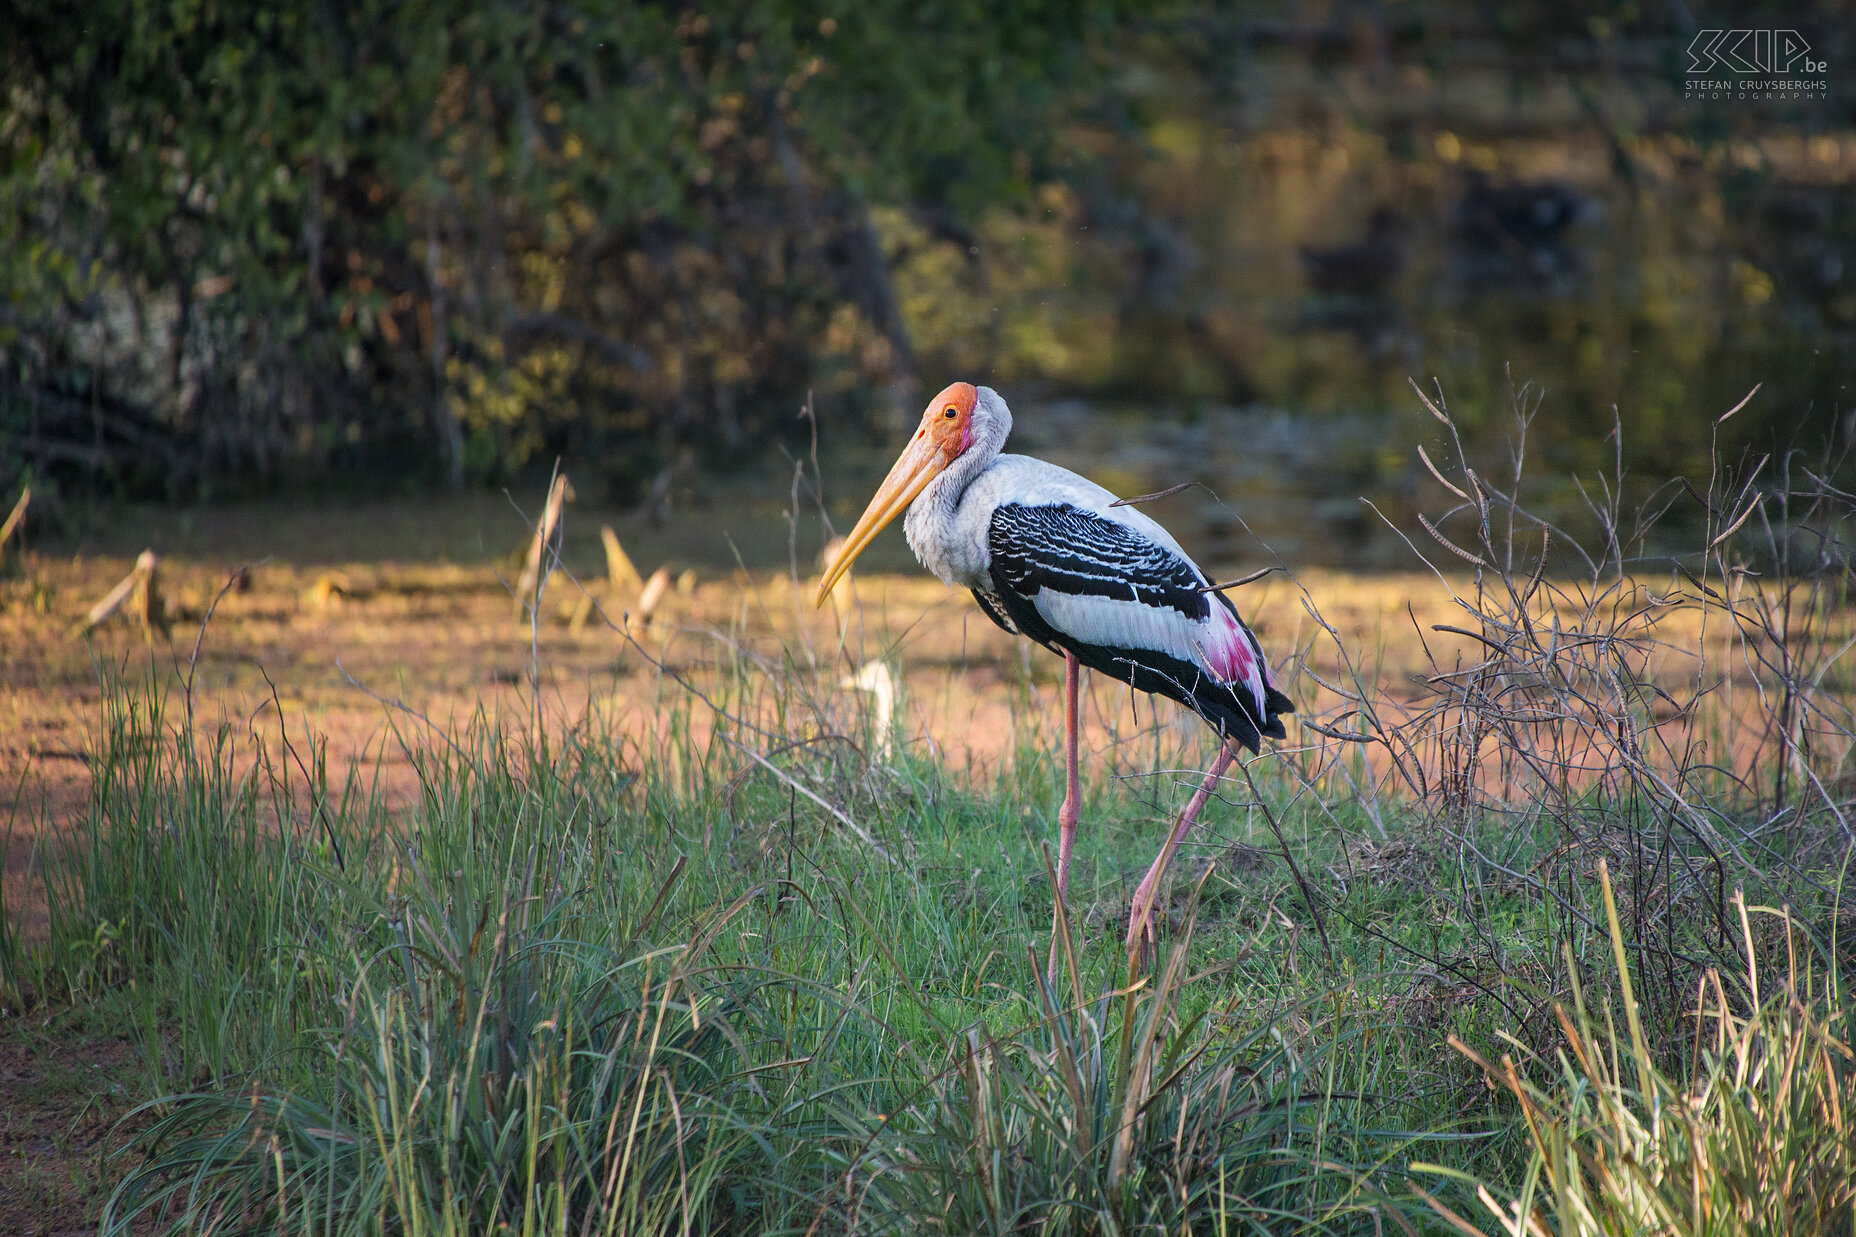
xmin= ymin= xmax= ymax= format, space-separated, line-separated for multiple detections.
xmin=1684 ymin=29 xmax=1829 ymax=101
xmin=1686 ymin=30 xmax=1823 ymax=74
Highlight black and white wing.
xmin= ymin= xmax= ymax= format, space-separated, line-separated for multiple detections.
xmin=981 ymin=502 xmax=1291 ymax=751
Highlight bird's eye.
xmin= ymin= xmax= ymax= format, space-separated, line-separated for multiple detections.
xmin=943 ymin=406 xmax=958 ymax=418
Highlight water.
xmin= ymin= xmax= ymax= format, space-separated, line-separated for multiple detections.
xmin=869 ymin=57 xmax=1855 ymax=571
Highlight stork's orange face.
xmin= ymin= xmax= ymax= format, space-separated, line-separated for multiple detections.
xmin=814 ymin=382 xmax=979 ymax=607
xmin=919 ymin=380 xmax=979 ymax=460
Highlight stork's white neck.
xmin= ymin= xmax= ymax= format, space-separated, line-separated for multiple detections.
xmin=903 ymin=386 xmax=1012 ymax=588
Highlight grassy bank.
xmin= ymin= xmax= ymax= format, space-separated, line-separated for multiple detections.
xmin=4 ymin=640 xmax=1851 ymax=1232
xmin=5 ymin=406 xmax=1856 ymax=1233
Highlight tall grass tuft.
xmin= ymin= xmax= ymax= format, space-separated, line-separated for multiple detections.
xmin=872 ymin=873 xmax=1408 ymax=1235
xmin=1420 ymin=861 xmax=1855 ymax=1237
xmin=99 ymin=754 xmax=764 ymax=1235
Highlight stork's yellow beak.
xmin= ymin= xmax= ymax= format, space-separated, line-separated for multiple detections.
xmin=814 ymin=432 xmax=949 ymax=607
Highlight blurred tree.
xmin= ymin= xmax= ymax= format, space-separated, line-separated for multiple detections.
xmin=0 ymin=0 xmax=1134 ymax=497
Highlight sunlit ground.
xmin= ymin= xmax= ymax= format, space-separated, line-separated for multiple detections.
xmin=4 ymin=494 xmax=1824 ymax=944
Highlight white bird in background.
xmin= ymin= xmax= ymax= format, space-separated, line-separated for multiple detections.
xmin=841 ymin=660 xmax=897 ymax=761
xmin=816 ymin=382 xmax=1293 ymax=955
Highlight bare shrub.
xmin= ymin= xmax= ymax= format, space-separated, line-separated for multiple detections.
xmin=1278 ymin=380 xmax=1855 ymax=1041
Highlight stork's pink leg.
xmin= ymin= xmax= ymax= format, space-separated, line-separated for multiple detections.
xmin=1048 ymin=652 xmax=1084 ymax=983
xmin=1124 ymin=747 xmax=1236 ymax=957
xmin=1056 ymin=651 xmax=1082 ymax=899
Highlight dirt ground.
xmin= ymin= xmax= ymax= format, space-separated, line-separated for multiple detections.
xmin=0 ymin=1017 xmax=147 ymax=1236
xmin=1 ymin=496 xmax=1478 ymax=949
xmin=4 ymin=492 xmax=1813 ymax=960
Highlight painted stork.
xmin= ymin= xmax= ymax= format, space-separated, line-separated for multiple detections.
xmin=815 ymin=382 xmax=1293 ymax=954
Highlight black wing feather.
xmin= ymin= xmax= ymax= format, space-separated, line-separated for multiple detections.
xmin=988 ymin=503 xmax=1211 ymax=620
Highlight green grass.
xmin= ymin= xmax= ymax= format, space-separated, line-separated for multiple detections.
xmin=4 ymin=638 xmax=1848 ymax=1234
xmin=1420 ymin=864 xmax=1856 ymax=1237
xmin=16 ymin=672 xmax=1422 ymax=1233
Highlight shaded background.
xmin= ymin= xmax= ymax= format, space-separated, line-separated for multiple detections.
xmin=3 ymin=0 xmax=1851 ymax=567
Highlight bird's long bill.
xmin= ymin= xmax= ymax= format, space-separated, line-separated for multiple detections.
xmin=814 ymin=434 xmax=948 ymax=607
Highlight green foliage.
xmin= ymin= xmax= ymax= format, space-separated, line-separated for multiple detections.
xmin=4 ymin=2 xmax=1848 ymax=517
